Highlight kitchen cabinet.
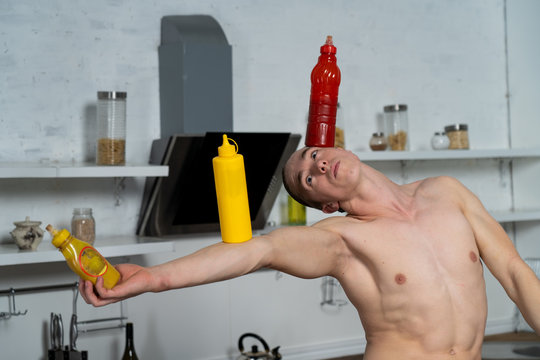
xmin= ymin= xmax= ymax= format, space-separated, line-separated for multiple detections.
xmin=0 ymin=162 xmax=172 ymax=267
xmin=354 ymin=148 xmax=540 ymax=223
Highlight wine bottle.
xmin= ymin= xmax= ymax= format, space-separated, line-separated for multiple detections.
xmin=121 ymin=323 xmax=139 ymax=360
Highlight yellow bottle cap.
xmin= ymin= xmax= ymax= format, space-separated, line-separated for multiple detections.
xmin=46 ymin=225 xmax=70 ymax=248
xmin=218 ymin=134 xmax=237 ymax=157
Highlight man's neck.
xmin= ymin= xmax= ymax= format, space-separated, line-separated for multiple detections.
xmin=347 ymin=164 xmax=418 ymax=221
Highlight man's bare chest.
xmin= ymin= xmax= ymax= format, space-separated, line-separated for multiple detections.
xmin=342 ymin=206 xmax=484 ymax=299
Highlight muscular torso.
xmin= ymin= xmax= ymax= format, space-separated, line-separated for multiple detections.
xmin=321 ymin=178 xmax=487 ymax=360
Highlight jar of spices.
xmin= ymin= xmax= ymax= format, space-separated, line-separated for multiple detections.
xmin=444 ymin=124 xmax=469 ymax=149
xmin=431 ymin=132 xmax=450 ymax=150
xmin=96 ymin=91 xmax=127 ymax=165
xmin=384 ymin=104 xmax=408 ymax=151
xmin=71 ymin=208 xmax=95 ymax=245
xmin=369 ymin=132 xmax=388 ymax=151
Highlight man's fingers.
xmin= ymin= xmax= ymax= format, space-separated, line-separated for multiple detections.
xmin=77 ymin=279 xmax=117 ymax=307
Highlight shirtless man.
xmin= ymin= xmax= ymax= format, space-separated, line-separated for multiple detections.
xmin=80 ymin=146 xmax=540 ymax=359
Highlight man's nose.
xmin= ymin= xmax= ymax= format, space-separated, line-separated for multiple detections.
xmin=315 ymin=159 xmax=328 ymax=173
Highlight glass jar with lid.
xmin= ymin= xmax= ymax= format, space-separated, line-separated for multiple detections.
xmin=96 ymin=91 xmax=127 ymax=165
xmin=444 ymin=124 xmax=469 ymax=149
xmin=369 ymin=132 xmax=388 ymax=151
xmin=384 ymin=104 xmax=408 ymax=151
xmin=71 ymin=208 xmax=95 ymax=245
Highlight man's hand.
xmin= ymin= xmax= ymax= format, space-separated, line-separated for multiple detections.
xmin=78 ymin=263 xmax=154 ymax=307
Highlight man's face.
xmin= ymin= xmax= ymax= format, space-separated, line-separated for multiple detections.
xmin=284 ymin=147 xmax=361 ymax=212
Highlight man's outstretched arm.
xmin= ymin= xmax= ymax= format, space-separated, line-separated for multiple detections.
xmin=80 ymin=222 xmax=348 ymax=307
xmin=454 ymin=177 xmax=540 ymax=333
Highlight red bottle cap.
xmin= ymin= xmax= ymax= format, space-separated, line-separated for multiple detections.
xmin=320 ymin=35 xmax=337 ymax=54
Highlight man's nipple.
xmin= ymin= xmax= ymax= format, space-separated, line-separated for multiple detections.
xmin=469 ymin=251 xmax=478 ymax=263
xmin=395 ymin=273 xmax=407 ymax=285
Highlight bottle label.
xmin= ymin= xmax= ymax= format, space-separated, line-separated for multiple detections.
xmin=78 ymin=246 xmax=108 ymax=277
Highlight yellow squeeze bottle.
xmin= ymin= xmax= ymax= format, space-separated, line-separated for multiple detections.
xmin=46 ymin=224 xmax=120 ymax=289
xmin=212 ymin=134 xmax=252 ymax=243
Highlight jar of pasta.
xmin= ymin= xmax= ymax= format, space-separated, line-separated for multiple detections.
xmin=96 ymin=91 xmax=126 ymax=165
xmin=384 ymin=104 xmax=408 ymax=151
xmin=444 ymin=124 xmax=469 ymax=149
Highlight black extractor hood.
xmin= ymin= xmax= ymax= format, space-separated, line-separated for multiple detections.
xmin=137 ymin=132 xmax=300 ymax=237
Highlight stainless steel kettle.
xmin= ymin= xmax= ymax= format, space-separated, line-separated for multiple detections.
xmin=237 ymin=333 xmax=282 ymax=360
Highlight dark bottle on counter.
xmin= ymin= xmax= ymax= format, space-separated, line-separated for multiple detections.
xmin=121 ymin=323 xmax=139 ymax=360
xmin=305 ymin=35 xmax=341 ymax=148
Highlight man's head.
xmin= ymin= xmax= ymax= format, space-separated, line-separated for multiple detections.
xmin=282 ymin=146 xmax=361 ymax=214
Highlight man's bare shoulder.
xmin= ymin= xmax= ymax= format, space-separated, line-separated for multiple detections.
xmin=415 ymin=175 xmax=468 ymax=198
xmin=418 ymin=175 xmax=462 ymax=189
xmin=312 ymin=215 xmax=362 ymax=228
xmin=310 ymin=215 xmax=369 ymax=240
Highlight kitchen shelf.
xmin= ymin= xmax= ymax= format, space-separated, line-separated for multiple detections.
xmin=0 ymin=236 xmax=175 ymax=266
xmin=354 ymin=148 xmax=540 ymax=223
xmin=491 ymin=209 xmax=540 ymax=223
xmin=355 ymin=148 xmax=540 ymax=161
xmin=0 ymin=162 xmax=169 ymax=178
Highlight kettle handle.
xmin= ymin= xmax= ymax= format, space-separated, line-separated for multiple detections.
xmin=238 ymin=333 xmax=270 ymax=353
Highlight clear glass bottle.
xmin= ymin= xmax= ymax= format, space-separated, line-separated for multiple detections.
xmin=288 ymin=195 xmax=306 ymax=226
xmin=96 ymin=91 xmax=127 ymax=165
xmin=384 ymin=104 xmax=409 ymax=151
xmin=369 ymin=132 xmax=388 ymax=151
xmin=71 ymin=208 xmax=95 ymax=245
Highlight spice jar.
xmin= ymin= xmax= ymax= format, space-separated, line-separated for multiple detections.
xmin=369 ymin=132 xmax=388 ymax=151
xmin=384 ymin=104 xmax=408 ymax=151
xmin=444 ymin=124 xmax=469 ymax=149
xmin=431 ymin=132 xmax=450 ymax=150
xmin=71 ymin=208 xmax=95 ymax=245
xmin=97 ymin=91 xmax=127 ymax=165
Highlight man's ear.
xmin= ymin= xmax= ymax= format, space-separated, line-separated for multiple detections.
xmin=322 ymin=202 xmax=340 ymax=214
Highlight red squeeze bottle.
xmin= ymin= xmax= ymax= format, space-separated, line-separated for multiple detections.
xmin=305 ymin=35 xmax=342 ymax=147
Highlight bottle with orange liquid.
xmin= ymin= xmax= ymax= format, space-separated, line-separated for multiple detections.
xmin=46 ymin=224 xmax=120 ymax=289
xmin=305 ymin=35 xmax=342 ymax=148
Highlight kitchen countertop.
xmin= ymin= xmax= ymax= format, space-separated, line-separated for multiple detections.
xmin=325 ymin=332 xmax=540 ymax=360
xmin=483 ymin=331 xmax=540 ymax=360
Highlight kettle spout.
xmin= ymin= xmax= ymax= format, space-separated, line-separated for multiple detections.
xmin=271 ymin=346 xmax=282 ymax=360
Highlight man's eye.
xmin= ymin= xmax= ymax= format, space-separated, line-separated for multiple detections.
xmin=311 ymin=150 xmax=318 ymax=160
xmin=306 ymin=175 xmax=312 ymax=185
